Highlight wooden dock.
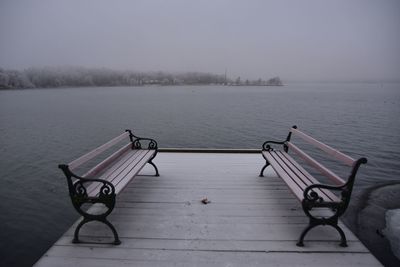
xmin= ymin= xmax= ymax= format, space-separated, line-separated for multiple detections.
xmin=35 ymin=152 xmax=381 ymax=266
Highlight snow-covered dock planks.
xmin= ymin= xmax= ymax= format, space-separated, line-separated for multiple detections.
xmin=35 ymin=152 xmax=381 ymax=266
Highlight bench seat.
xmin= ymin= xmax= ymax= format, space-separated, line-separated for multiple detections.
xmin=86 ymin=149 xmax=156 ymax=197
xmin=262 ymin=150 xmax=339 ymax=203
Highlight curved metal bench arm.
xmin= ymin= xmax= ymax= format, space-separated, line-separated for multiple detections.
xmin=125 ymin=129 xmax=160 ymax=176
xmin=133 ymin=137 xmax=158 ymax=150
xmin=59 ymin=165 xmax=115 ymax=195
xmin=125 ymin=129 xmax=158 ymax=150
xmin=261 ymin=140 xmax=286 ymax=151
xmin=58 ymin=164 xmax=116 ymax=214
xmin=58 ymin=164 xmax=120 ymax=244
xmin=303 ymin=157 xmax=368 ymax=208
xmin=303 ymin=183 xmax=345 ymax=202
xmin=259 ymin=140 xmax=288 ymax=177
xmin=262 ymin=125 xmax=297 ymax=152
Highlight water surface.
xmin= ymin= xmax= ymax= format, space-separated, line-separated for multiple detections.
xmin=0 ymin=83 xmax=399 ymax=266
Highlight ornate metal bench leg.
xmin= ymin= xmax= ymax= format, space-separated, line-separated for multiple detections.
xmin=297 ymin=223 xmax=318 ymax=247
xmin=298 ymin=206 xmax=348 ymax=247
xmin=73 ymin=217 xmax=90 ymax=243
xmin=331 ymin=223 xmax=347 ymax=247
xmin=102 ymin=219 xmax=121 ymax=245
xmin=259 ymin=162 xmax=269 ymax=177
xmin=148 ymin=160 xmax=159 ymax=176
xmin=72 ymin=217 xmax=121 ymax=245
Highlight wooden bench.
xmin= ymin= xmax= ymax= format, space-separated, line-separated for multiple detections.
xmin=58 ymin=130 xmax=159 ymax=245
xmin=259 ymin=126 xmax=367 ymax=247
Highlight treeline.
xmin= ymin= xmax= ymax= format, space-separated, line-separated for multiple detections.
xmin=0 ymin=66 xmax=229 ymax=89
xmin=233 ymin=76 xmax=283 ymax=86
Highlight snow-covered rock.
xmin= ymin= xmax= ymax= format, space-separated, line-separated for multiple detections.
xmin=384 ymin=209 xmax=400 ymax=260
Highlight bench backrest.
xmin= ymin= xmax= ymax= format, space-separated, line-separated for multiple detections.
xmin=286 ymin=126 xmax=366 ymax=186
xmin=68 ymin=132 xmax=130 ymax=171
xmin=68 ymin=131 xmax=143 ymax=181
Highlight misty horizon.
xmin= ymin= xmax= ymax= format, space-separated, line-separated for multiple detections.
xmin=1 ymin=65 xmax=399 ymax=84
xmin=1 ymin=0 xmax=399 ymax=82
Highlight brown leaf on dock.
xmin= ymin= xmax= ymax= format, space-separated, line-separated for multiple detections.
xmin=201 ymin=198 xmax=210 ymax=204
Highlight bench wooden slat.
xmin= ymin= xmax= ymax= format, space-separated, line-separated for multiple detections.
xmin=84 ymin=149 xmax=141 ymax=196
xmin=271 ymin=151 xmax=311 ymax=190
xmin=291 ymin=128 xmax=355 ymax=167
xmin=277 ymin=151 xmax=339 ymax=202
xmin=84 ymin=149 xmax=138 ymax=196
xmin=68 ymin=132 xmax=130 ymax=170
xmin=113 ymin=150 xmax=155 ymax=194
xmin=273 ymin=151 xmax=334 ymax=202
xmin=100 ymin=150 xmax=149 ymax=194
xmin=263 ymin=152 xmax=306 ymax=201
xmin=82 ymin=143 xmax=132 ymax=178
xmin=87 ymin=149 xmax=148 ymax=196
xmin=264 ymin=151 xmax=338 ymax=202
xmin=86 ymin=150 xmax=134 ymax=196
xmin=287 ymin=142 xmax=346 ymax=185
xmin=87 ymin=149 xmax=155 ymax=196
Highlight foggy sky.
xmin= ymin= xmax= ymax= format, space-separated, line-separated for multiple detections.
xmin=1 ymin=0 xmax=399 ymax=82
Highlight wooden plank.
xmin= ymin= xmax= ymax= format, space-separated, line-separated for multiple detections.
xmin=115 ymin=201 xmax=303 ymax=212
xmin=113 ymin=150 xmax=155 ymax=194
xmin=88 ymin=149 xmax=154 ymax=196
xmin=116 ymin=196 xmax=300 ymax=205
xmin=117 ymin=195 xmax=296 ymax=204
xmin=85 ymin=149 xmax=143 ymax=196
xmin=107 ymin=213 xmax=309 ymax=225
xmin=260 ymin=151 xmax=338 ymax=203
xmin=270 ymin=151 xmax=333 ymax=200
xmin=261 ymin=153 xmax=305 ymax=201
xmin=109 ymin=208 xmax=314 ymax=218
xmin=68 ymin=132 xmax=130 ymax=170
xmin=107 ymin=208 xmax=333 ymax=220
xmin=291 ymin=128 xmax=355 ymax=166
xmin=122 ymin=185 xmax=288 ymax=190
xmin=114 ymin=198 xmax=299 ymax=207
xmin=120 ymin=187 xmax=294 ymax=199
xmin=278 ymin=151 xmax=339 ymax=202
xmin=54 ymin=235 xmax=370 ymax=252
xmin=64 ymin=221 xmax=358 ymax=241
xmin=287 ymin=142 xmax=346 ymax=185
xmin=36 ymin=251 xmax=381 ymax=267
xmin=82 ymin=143 xmax=131 ymax=178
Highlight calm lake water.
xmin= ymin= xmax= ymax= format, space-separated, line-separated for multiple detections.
xmin=1 ymin=84 xmax=400 ymax=266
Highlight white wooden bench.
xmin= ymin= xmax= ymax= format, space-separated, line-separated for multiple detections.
xmin=259 ymin=126 xmax=367 ymax=247
xmin=59 ymin=130 xmax=159 ymax=245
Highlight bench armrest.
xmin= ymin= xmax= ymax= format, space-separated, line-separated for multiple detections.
xmin=125 ymin=129 xmax=158 ymax=150
xmin=262 ymin=140 xmax=286 ymax=151
xmin=303 ymin=183 xmax=345 ymax=202
xmin=73 ymin=177 xmax=116 ymax=199
xmin=59 ymin=164 xmax=116 ymax=200
xmin=133 ymin=137 xmax=158 ymax=150
xmin=302 ymin=182 xmax=353 ymax=220
xmin=59 ymin=164 xmax=117 ymax=219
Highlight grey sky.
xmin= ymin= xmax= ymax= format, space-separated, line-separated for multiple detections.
xmin=1 ymin=0 xmax=399 ymax=81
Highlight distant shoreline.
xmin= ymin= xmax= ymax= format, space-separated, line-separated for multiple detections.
xmin=0 ymin=83 xmax=285 ymax=91
xmin=0 ymin=66 xmax=283 ymax=90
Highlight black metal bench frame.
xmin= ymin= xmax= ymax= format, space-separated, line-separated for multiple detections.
xmin=59 ymin=129 xmax=159 ymax=245
xmin=259 ymin=126 xmax=367 ymax=247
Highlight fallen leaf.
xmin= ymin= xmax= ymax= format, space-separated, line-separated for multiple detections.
xmin=201 ymin=198 xmax=210 ymax=204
